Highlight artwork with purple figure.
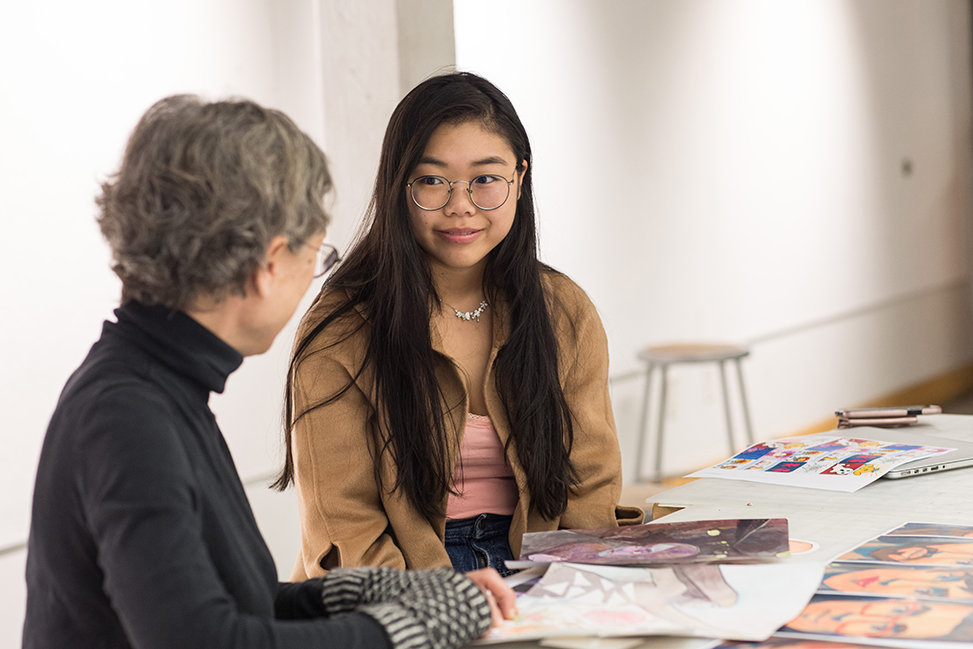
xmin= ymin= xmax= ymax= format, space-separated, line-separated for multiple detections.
xmin=518 ymin=518 xmax=789 ymax=567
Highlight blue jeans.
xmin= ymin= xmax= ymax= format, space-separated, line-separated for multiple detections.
xmin=444 ymin=513 xmax=517 ymax=577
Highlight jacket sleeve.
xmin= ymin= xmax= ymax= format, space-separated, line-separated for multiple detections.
xmin=77 ymin=386 xmax=391 ymax=649
xmin=555 ymin=284 xmax=644 ymax=529
xmin=290 ymin=346 xmax=409 ymax=577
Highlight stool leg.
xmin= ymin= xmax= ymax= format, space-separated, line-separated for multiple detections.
xmin=734 ymin=358 xmax=754 ymax=446
xmin=718 ymin=360 xmax=736 ymax=454
xmin=654 ymin=365 xmax=668 ymax=483
xmin=635 ymin=363 xmax=654 ymax=483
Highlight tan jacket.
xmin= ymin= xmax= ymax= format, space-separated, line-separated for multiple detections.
xmin=290 ymin=271 xmax=642 ymax=579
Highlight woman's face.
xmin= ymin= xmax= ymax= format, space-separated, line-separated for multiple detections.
xmin=407 ymin=120 xmax=525 ymax=277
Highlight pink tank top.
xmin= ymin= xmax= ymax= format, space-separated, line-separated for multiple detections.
xmin=446 ymin=414 xmax=518 ymax=519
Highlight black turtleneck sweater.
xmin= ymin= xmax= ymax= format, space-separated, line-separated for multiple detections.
xmin=23 ymin=301 xmax=389 ymax=649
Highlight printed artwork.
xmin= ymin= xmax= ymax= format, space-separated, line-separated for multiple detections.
xmin=834 ymin=537 xmax=973 ymax=568
xmin=818 ymin=563 xmax=973 ymax=601
xmin=478 ymin=561 xmax=824 ymax=644
xmin=715 ymin=639 xmax=894 ymax=649
xmin=885 ymin=523 xmax=973 ymax=539
xmin=515 ymin=518 xmax=789 ymax=567
xmin=775 ymin=521 xmax=973 ymax=648
xmin=687 ymin=435 xmax=953 ymax=492
xmin=778 ymin=595 xmax=973 ymax=643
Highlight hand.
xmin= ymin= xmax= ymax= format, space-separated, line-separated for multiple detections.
xmin=464 ymin=568 xmax=518 ymax=627
xmin=356 ymin=568 xmax=492 ymax=649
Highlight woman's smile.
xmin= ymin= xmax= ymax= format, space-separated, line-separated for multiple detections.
xmin=407 ymin=120 xmax=524 ymax=275
xmin=436 ymin=227 xmax=484 ymax=244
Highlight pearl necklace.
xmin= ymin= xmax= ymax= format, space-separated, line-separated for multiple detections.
xmin=448 ymin=300 xmax=488 ymax=322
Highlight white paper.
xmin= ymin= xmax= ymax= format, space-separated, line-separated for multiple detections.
xmin=476 ymin=562 xmax=823 ymax=644
xmin=686 ymin=433 xmax=953 ymax=492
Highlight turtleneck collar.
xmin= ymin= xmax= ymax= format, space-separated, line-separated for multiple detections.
xmin=106 ymin=300 xmax=244 ymax=394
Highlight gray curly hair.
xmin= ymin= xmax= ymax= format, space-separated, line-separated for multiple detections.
xmin=97 ymin=94 xmax=332 ymax=310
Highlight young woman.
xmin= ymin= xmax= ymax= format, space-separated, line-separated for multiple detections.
xmin=279 ymin=72 xmax=642 ymax=579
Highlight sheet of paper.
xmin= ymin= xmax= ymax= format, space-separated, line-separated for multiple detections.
xmin=832 ymin=521 xmax=973 ymax=570
xmin=538 ymin=637 xmax=647 ymax=649
xmin=541 ymin=637 xmax=719 ymax=649
xmin=711 ymin=638 xmax=891 ymax=649
xmin=477 ymin=562 xmax=823 ymax=644
xmin=686 ymin=434 xmax=953 ymax=492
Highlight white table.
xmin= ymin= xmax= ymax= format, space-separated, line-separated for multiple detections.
xmin=487 ymin=416 xmax=973 ymax=648
xmin=646 ymin=413 xmax=973 ymax=563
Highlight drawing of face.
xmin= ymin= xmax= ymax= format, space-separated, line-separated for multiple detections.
xmin=785 ymin=598 xmax=973 ymax=639
xmin=889 ymin=525 xmax=973 ymax=538
xmin=872 ymin=543 xmax=973 ymax=566
xmin=824 ymin=567 xmax=973 ymax=599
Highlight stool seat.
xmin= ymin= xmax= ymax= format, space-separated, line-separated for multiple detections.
xmin=635 ymin=341 xmax=754 ymax=483
xmin=638 ymin=343 xmax=749 ymax=364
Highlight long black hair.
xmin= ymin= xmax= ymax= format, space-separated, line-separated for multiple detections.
xmin=275 ymin=72 xmax=579 ymax=522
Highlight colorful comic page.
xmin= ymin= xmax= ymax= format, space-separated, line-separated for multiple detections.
xmin=477 ymin=562 xmax=823 ymax=644
xmin=686 ymin=435 xmax=953 ymax=492
xmin=511 ymin=519 xmax=789 ymax=568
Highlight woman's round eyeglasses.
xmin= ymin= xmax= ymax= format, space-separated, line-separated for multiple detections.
xmin=313 ymin=242 xmax=341 ymax=278
xmin=407 ymin=174 xmax=514 ymax=211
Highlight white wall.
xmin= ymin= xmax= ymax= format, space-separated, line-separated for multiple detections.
xmin=0 ymin=0 xmax=383 ymax=644
xmin=455 ymin=0 xmax=973 ymax=477
xmin=0 ymin=0 xmax=459 ymax=644
xmin=1 ymin=0 xmax=972 ymax=644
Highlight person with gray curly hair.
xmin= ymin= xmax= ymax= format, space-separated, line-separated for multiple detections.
xmin=23 ymin=94 xmax=515 ymax=649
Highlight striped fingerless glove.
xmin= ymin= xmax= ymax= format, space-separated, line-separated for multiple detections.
xmin=321 ymin=567 xmax=491 ymax=649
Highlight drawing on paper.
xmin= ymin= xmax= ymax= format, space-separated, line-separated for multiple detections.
xmin=480 ymin=561 xmax=824 ymax=644
xmin=886 ymin=522 xmax=973 ymax=539
xmin=688 ymin=434 xmax=953 ymax=492
xmin=778 ymin=595 xmax=973 ymax=642
xmin=517 ymin=518 xmax=789 ymax=567
xmin=819 ymin=563 xmax=973 ymax=601
xmin=835 ymin=536 xmax=973 ymax=568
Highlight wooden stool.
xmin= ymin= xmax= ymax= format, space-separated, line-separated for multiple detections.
xmin=635 ymin=343 xmax=754 ymax=483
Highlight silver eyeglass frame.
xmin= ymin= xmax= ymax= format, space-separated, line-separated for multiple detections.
xmin=312 ymin=242 xmax=341 ymax=278
xmin=406 ymin=174 xmax=515 ymax=211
